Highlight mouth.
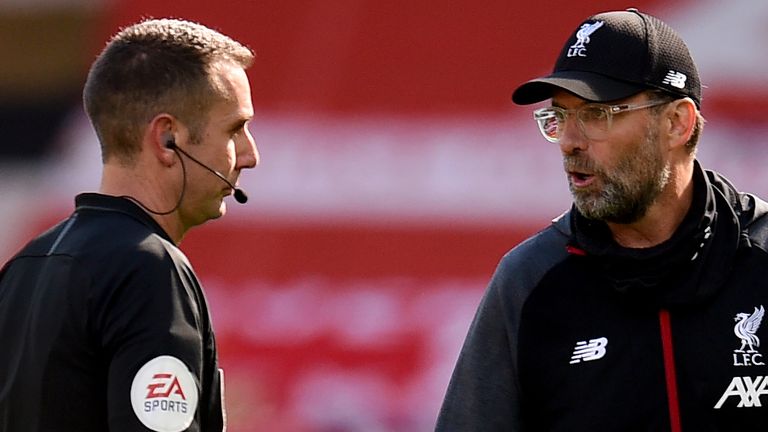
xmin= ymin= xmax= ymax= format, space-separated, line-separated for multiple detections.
xmin=564 ymin=156 xmax=598 ymax=189
xmin=220 ymin=184 xmax=234 ymax=197
xmin=568 ymin=170 xmax=595 ymax=188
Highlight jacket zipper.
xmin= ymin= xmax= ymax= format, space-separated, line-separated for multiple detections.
xmin=659 ymin=309 xmax=682 ymax=432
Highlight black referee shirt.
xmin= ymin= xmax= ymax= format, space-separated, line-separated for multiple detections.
xmin=0 ymin=193 xmax=224 ymax=431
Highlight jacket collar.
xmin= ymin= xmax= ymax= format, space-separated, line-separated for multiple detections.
xmin=552 ymin=160 xmax=744 ymax=307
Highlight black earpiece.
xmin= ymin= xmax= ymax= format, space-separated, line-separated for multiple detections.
xmin=164 ymin=137 xmax=248 ymax=204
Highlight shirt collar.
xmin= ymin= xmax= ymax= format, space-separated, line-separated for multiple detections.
xmin=74 ymin=193 xmax=174 ymax=244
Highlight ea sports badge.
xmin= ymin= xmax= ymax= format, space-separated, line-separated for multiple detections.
xmin=130 ymin=355 xmax=199 ymax=432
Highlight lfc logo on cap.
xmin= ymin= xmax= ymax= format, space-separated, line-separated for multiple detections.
xmin=567 ymin=21 xmax=604 ymax=58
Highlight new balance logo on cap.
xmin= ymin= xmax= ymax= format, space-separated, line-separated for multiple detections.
xmin=570 ymin=337 xmax=608 ymax=364
xmin=662 ymin=70 xmax=687 ymax=89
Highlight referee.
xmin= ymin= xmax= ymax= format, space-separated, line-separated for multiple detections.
xmin=0 ymin=19 xmax=258 ymax=431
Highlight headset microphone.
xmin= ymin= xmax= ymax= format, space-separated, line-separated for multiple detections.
xmin=165 ymin=139 xmax=248 ymax=204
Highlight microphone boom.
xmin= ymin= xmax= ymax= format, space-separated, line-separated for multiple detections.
xmin=167 ymin=141 xmax=248 ymax=204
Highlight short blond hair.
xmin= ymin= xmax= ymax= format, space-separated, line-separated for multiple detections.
xmin=83 ymin=19 xmax=254 ymax=163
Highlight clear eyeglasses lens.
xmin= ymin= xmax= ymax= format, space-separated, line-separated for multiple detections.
xmin=534 ymin=109 xmax=563 ymax=143
xmin=532 ymin=99 xmax=671 ymax=143
xmin=533 ymin=105 xmax=611 ymax=143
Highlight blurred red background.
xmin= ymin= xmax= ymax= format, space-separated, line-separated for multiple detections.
xmin=3 ymin=0 xmax=767 ymax=430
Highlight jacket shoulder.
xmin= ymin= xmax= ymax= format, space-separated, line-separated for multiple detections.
xmin=493 ymin=213 xmax=572 ymax=296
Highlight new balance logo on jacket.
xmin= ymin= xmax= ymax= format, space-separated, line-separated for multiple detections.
xmin=436 ymin=166 xmax=768 ymax=431
xmin=570 ymin=337 xmax=608 ymax=364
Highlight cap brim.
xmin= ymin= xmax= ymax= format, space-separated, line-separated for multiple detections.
xmin=511 ymin=70 xmax=647 ymax=105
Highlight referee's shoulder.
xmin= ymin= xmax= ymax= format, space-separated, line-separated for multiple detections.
xmin=68 ymin=210 xmax=176 ymax=267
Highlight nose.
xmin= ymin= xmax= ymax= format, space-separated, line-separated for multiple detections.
xmin=236 ymin=127 xmax=260 ymax=170
xmin=558 ymin=119 xmax=588 ymax=155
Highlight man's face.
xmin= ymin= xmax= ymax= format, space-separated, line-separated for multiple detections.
xmin=177 ymin=62 xmax=259 ymax=228
xmin=553 ymin=90 xmax=670 ymax=224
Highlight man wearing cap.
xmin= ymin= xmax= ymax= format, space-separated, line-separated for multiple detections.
xmin=436 ymin=8 xmax=768 ymax=431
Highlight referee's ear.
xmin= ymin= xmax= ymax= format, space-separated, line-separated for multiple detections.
xmin=147 ymin=114 xmax=178 ymax=167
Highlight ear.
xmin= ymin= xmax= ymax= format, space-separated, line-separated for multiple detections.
xmin=665 ymin=98 xmax=697 ymax=150
xmin=147 ymin=114 xmax=178 ymax=167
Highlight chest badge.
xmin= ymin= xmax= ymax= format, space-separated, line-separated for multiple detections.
xmin=733 ymin=305 xmax=765 ymax=367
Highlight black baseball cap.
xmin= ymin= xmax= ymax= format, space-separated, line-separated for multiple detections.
xmin=512 ymin=8 xmax=701 ymax=108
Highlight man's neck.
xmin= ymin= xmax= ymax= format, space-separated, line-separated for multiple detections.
xmin=99 ymin=162 xmax=187 ymax=244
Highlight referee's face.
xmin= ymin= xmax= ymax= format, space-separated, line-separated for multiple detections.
xmin=178 ymin=62 xmax=258 ymax=228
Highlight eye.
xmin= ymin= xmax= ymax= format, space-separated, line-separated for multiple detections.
xmin=579 ymin=106 xmax=609 ymax=123
xmin=229 ymin=122 xmax=247 ymax=138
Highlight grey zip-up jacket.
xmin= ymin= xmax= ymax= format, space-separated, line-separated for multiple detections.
xmin=436 ymin=161 xmax=768 ymax=431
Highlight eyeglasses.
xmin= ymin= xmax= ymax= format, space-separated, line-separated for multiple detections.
xmin=532 ymin=99 xmax=670 ymax=143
